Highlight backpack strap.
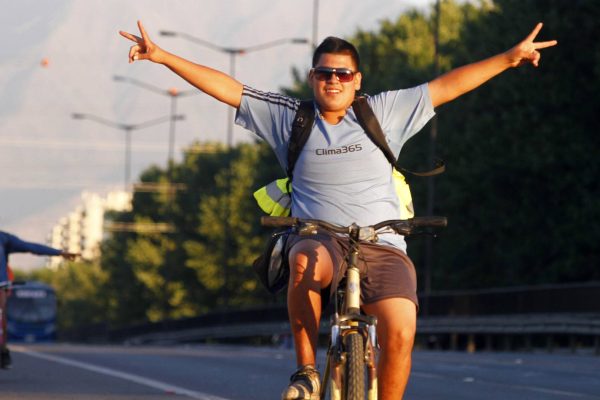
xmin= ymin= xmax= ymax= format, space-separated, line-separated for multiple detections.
xmin=352 ymin=96 xmax=445 ymax=177
xmin=352 ymin=96 xmax=397 ymax=166
xmin=398 ymin=159 xmax=445 ymax=177
xmin=287 ymin=100 xmax=315 ymax=180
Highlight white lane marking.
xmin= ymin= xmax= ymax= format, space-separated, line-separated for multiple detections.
xmin=412 ymin=370 xmax=594 ymax=398
xmin=500 ymin=383 xmax=591 ymax=398
xmin=12 ymin=345 xmax=231 ymax=400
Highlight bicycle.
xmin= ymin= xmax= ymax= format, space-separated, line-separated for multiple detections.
xmin=261 ymin=215 xmax=447 ymax=400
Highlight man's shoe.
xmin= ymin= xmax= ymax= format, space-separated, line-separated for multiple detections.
xmin=281 ymin=365 xmax=320 ymax=400
xmin=1 ymin=348 xmax=12 ymax=369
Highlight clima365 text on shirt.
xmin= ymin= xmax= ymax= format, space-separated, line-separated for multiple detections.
xmin=315 ymin=143 xmax=363 ymax=156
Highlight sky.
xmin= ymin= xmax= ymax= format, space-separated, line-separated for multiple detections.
xmin=0 ymin=0 xmax=434 ymax=269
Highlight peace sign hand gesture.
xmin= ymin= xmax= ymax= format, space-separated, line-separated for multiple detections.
xmin=119 ymin=20 xmax=163 ymax=64
xmin=505 ymin=22 xmax=557 ymax=68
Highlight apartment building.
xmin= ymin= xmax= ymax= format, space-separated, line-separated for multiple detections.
xmin=47 ymin=191 xmax=131 ymax=268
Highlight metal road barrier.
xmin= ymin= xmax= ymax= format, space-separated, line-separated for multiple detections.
xmin=113 ymin=312 xmax=600 ymax=355
xmin=62 ymin=282 xmax=600 ymax=353
xmin=418 ymin=313 xmax=600 ymax=335
xmin=416 ymin=313 xmax=600 ymax=354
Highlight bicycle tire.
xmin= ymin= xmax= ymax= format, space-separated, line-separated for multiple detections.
xmin=344 ymin=333 xmax=365 ymax=400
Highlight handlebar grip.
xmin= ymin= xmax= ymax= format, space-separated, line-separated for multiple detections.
xmin=411 ymin=216 xmax=448 ymax=228
xmin=261 ymin=216 xmax=298 ymax=228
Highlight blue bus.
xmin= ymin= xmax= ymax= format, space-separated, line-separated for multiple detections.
xmin=6 ymin=281 xmax=57 ymax=342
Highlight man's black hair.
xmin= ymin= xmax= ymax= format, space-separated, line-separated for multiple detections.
xmin=312 ymin=36 xmax=360 ymax=70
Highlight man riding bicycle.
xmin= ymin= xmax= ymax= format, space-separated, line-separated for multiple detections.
xmin=120 ymin=21 xmax=555 ymax=400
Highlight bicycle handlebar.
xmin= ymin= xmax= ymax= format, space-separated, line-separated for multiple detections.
xmin=261 ymin=216 xmax=447 ymax=237
xmin=261 ymin=216 xmax=299 ymax=228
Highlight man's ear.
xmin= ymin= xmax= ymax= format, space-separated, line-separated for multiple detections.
xmin=354 ymin=71 xmax=362 ymax=91
xmin=307 ymin=70 xmax=315 ymax=89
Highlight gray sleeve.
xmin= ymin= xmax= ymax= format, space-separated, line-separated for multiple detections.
xmin=235 ymin=86 xmax=300 ymax=170
xmin=366 ymin=83 xmax=435 ymax=157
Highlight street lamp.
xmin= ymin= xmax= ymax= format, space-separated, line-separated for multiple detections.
xmin=72 ymin=113 xmax=184 ymax=190
xmin=423 ymin=0 xmax=443 ymax=316
xmin=312 ymin=0 xmax=320 ymax=49
xmin=159 ymin=31 xmax=309 ymax=147
xmin=113 ymin=75 xmax=196 ymax=169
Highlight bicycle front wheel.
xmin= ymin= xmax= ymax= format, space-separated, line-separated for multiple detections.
xmin=344 ymin=332 xmax=365 ymax=400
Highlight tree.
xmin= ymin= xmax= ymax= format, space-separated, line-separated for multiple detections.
xmin=431 ymin=0 xmax=600 ymax=288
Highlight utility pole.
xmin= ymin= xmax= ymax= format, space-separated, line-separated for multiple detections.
xmin=159 ymin=32 xmax=309 ymax=147
xmin=424 ymin=0 xmax=442 ymax=316
xmin=312 ymin=0 xmax=319 ymax=49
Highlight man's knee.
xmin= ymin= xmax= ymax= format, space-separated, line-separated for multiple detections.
xmin=394 ymin=323 xmax=416 ymax=346
xmin=288 ymin=239 xmax=333 ymax=288
xmin=382 ymin=322 xmax=415 ymax=350
xmin=363 ymin=297 xmax=416 ymax=352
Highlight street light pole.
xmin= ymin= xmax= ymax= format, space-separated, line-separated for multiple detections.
xmin=423 ymin=0 xmax=442 ymax=316
xmin=159 ymin=31 xmax=309 ymax=147
xmin=113 ymin=75 xmax=196 ymax=169
xmin=72 ymin=113 xmax=184 ymax=190
xmin=227 ymin=52 xmax=236 ymax=147
xmin=313 ymin=0 xmax=320 ymax=49
xmin=157 ymin=32 xmax=308 ymax=305
xmin=125 ymin=126 xmax=131 ymax=186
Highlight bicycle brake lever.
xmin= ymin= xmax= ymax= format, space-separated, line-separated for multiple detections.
xmin=298 ymin=222 xmax=319 ymax=236
xmin=358 ymin=227 xmax=377 ymax=242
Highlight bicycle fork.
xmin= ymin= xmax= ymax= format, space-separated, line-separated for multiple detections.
xmin=323 ymin=248 xmax=378 ymax=400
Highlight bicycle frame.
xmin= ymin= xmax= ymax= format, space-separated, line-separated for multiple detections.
xmin=321 ymin=226 xmax=378 ymax=400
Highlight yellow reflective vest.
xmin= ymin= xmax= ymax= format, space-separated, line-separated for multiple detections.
xmin=253 ymin=178 xmax=292 ymax=217
xmin=254 ymin=168 xmax=414 ymax=220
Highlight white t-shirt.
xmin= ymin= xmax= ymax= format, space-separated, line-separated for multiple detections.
xmin=235 ymin=84 xmax=435 ymax=252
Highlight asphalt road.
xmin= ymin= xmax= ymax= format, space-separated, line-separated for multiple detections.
xmin=1 ymin=343 xmax=598 ymax=399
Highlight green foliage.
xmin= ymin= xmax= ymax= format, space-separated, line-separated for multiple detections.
xmin=429 ymin=0 xmax=600 ymax=289
xmin=91 ymin=140 xmax=283 ymax=327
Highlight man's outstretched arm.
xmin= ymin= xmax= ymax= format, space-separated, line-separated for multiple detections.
xmin=428 ymin=22 xmax=557 ymax=108
xmin=5 ymin=234 xmax=78 ymax=259
xmin=119 ymin=21 xmax=243 ymax=108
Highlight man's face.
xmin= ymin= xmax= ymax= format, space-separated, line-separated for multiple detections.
xmin=309 ymin=53 xmax=362 ymax=120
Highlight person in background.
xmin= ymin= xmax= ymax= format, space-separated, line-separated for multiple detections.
xmin=0 ymin=230 xmax=78 ymax=369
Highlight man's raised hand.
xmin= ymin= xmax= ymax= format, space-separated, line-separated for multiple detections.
xmin=119 ymin=20 xmax=161 ymax=64
xmin=506 ymin=22 xmax=557 ymax=68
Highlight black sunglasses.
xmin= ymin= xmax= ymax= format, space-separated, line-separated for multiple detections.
xmin=311 ymin=67 xmax=356 ymax=83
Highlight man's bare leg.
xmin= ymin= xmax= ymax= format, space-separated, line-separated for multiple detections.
xmin=287 ymin=239 xmax=334 ymax=366
xmin=362 ymin=297 xmax=417 ymax=400
xmin=282 ymin=239 xmax=334 ymax=399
